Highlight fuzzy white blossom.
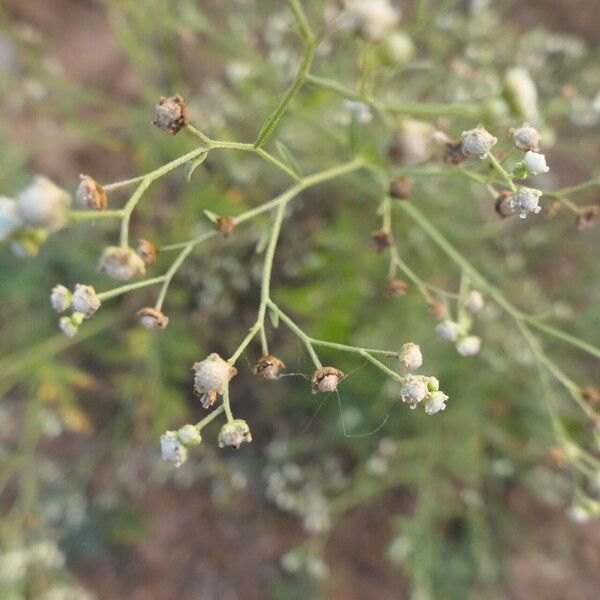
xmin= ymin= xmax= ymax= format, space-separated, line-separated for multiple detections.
xmin=504 ymin=67 xmax=539 ymax=124
xmin=456 ymin=336 xmax=482 ymax=357
xmin=345 ymin=0 xmax=400 ymax=42
xmin=98 ymin=246 xmax=146 ymax=281
xmin=378 ymin=32 xmax=415 ymax=66
xmin=161 ymin=430 xmax=188 ymax=467
xmin=435 ymin=320 xmax=461 ymax=342
xmin=0 ymin=196 xmax=23 ymax=240
xmin=71 ymin=284 xmax=101 ymax=318
xmin=424 ymin=391 xmax=448 ymax=415
xmin=177 ymin=424 xmax=202 ymax=446
xmin=523 ymin=151 xmax=549 ymax=175
xmin=400 ymin=375 xmax=428 ymax=408
xmin=50 ymin=284 xmax=72 ymax=313
xmin=193 ymin=353 xmax=237 ymax=396
xmin=218 ymin=419 xmax=252 ymax=449
xmin=16 ymin=176 xmax=71 ymax=232
xmin=398 ymin=342 xmax=422 ymax=373
xmin=510 ymin=123 xmax=541 ymax=151
xmin=460 ymin=125 xmax=497 ymax=159
xmin=464 ymin=290 xmax=484 ymax=314
xmin=510 ymin=187 xmax=543 ymax=218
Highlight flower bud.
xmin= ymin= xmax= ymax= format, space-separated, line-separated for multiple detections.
xmin=424 ymin=391 xmax=448 ymax=415
xmin=218 ymin=419 xmax=252 ymax=449
xmin=456 ymin=335 xmax=482 ymax=357
xmin=426 ymin=376 xmax=440 ymax=393
xmin=0 ymin=196 xmax=23 ymax=241
xmin=311 ymin=367 xmax=344 ymax=394
xmin=504 ymin=67 xmax=538 ymax=123
xmin=50 ymin=284 xmax=72 ymax=313
xmin=371 ymin=230 xmax=392 ymax=252
xmin=398 ymin=342 xmax=422 ymax=373
xmin=216 ymin=215 xmax=235 ymax=238
xmin=388 ymin=119 xmax=434 ymax=165
xmin=400 ymin=375 xmax=428 ymax=408
xmin=71 ymin=284 xmax=101 ymax=318
xmin=136 ymin=239 xmax=157 ymax=267
xmin=435 ymin=320 xmax=460 ymax=342
xmin=523 ymin=151 xmax=549 ymax=175
xmin=384 ymin=279 xmax=408 ymax=298
xmin=510 ymin=187 xmax=543 ymax=219
xmin=377 ymin=32 xmax=414 ymax=67
xmin=388 ymin=177 xmax=412 ymax=199
xmin=193 ymin=353 xmax=237 ymax=396
xmin=161 ymin=431 xmax=188 ymax=467
xmin=345 ymin=0 xmax=400 ymax=42
xmin=460 ymin=125 xmax=497 ymax=160
xmin=495 ymin=191 xmax=516 ymax=219
xmin=177 ymin=424 xmax=202 ymax=446
xmin=59 ymin=312 xmax=84 ymax=338
xmin=153 ymin=95 xmax=190 ymax=134
xmin=464 ymin=290 xmax=484 ymax=314
xmin=76 ymin=175 xmax=107 ymax=211
xmin=509 ymin=123 xmax=541 ymax=152
xmin=9 ymin=228 xmax=49 ymax=257
xmin=17 ymin=176 xmax=72 ymax=232
xmin=98 ymin=246 xmax=147 ymax=281
xmin=137 ymin=307 xmax=169 ymax=330
xmin=253 ymin=355 xmax=285 ymax=380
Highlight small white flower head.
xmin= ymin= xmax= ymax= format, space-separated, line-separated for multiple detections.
xmin=161 ymin=430 xmax=188 ymax=467
xmin=0 ymin=196 xmax=23 ymax=241
xmin=523 ymin=151 xmax=549 ymax=175
xmin=345 ymin=0 xmax=400 ymax=42
xmin=400 ymin=375 xmax=428 ymax=408
xmin=137 ymin=307 xmax=169 ymax=330
xmin=424 ymin=391 xmax=448 ymax=415
xmin=76 ymin=175 xmax=107 ymax=211
xmin=71 ymin=284 xmax=101 ymax=318
xmin=98 ymin=246 xmax=146 ymax=281
xmin=378 ymin=32 xmax=415 ymax=67
xmin=510 ymin=123 xmax=541 ymax=152
xmin=311 ymin=367 xmax=344 ymax=394
xmin=504 ymin=67 xmax=539 ymax=124
xmin=398 ymin=342 xmax=422 ymax=373
xmin=177 ymin=424 xmax=202 ymax=447
xmin=218 ymin=419 xmax=252 ymax=449
xmin=50 ymin=284 xmax=72 ymax=313
xmin=16 ymin=176 xmax=72 ymax=232
xmin=435 ymin=320 xmax=461 ymax=343
xmin=464 ymin=290 xmax=484 ymax=314
xmin=59 ymin=312 xmax=84 ymax=338
xmin=456 ymin=335 xmax=482 ymax=357
xmin=510 ymin=187 xmax=543 ymax=219
xmin=389 ymin=119 xmax=434 ymax=165
xmin=460 ymin=125 xmax=497 ymax=159
xmin=193 ymin=353 xmax=237 ymax=396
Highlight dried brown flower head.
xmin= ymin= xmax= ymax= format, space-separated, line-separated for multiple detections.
xmin=311 ymin=367 xmax=344 ymax=394
xmin=581 ymin=386 xmax=600 ymax=406
xmin=136 ymin=239 xmax=157 ymax=267
xmin=384 ymin=279 xmax=409 ymax=298
xmin=153 ymin=95 xmax=190 ymax=134
xmin=495 ymin=191 xmax=516 ymax=219
xmin=443 ymin=141 xmax=467 ymax=165
xmin=371 ymin=230 xmax=392 ymax=252
xmin=77 ymin=175 xmax=107 ymax=211
xmin=576 ymin=205 xmax=600 ymax=231
xmin=389 ymin=177 xmax=412 ymax=199
xmin=253 ymin=355 xmax=285 ymax=380
xmin=216 ymin=215 xmax=235 ymax=238
xmin=428 ymin=301 xmax=448 ymax=321
xmin=137 ymin=307 xmax=169 ymax=330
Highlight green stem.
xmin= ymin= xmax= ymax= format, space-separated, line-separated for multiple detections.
xmin=359 ymin=351 xmax=405 ymax=384
xmin=97 ymin=276 xmax=166 ymax=301
xmin=69 ymin=209 xmax=124 ymax=221
xmin=195 ymin=404 xmax=225 ymax=430
xmin=488 ymin=152 xmax=517 ymax=193
xmin=222 ymin=387 xmax=234 ymax=423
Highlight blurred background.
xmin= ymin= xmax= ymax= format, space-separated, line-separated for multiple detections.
xmin=0 ymin=1 xmax=599 ymax=598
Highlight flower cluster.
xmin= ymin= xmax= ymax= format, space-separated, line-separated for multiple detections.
xmin=50 ymin=283 xmax=101 ymax=337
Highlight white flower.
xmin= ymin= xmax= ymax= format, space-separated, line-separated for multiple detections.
xmin=193 ymin=353 xmax=237 ymax=396
xmin=510 ymin=123 xmax=541 ymax=151
xmin=390 ymin=119 xmax=434 ymax=164
xmin=161 ymin=431 xmax=188 ymax=467
xmin=98 ymin=246 xmax=146 ymax=281
xmin=50 ymin=284 xmax=72 ymax=313
xmin=435 ymin=320 xmax=461 ymax=342
xmin=510 ymin=187 xmax=543 ymax=219
xmin=456 ymin=336 xmax=482 ymax=357
xmin=460 ymin=125 xmax=497 ymax=159
xmin=424 ymin=391 xmax=448 ymax=415
xmin=218 ymin=419 xmax=252 ymax=449
xmin=71 ymin=284 xmax=101 ymax=318
xmin=177 ymin=424 xmax=202 ymax=446
xmin=504 ymin=67 xmax=539 ymax=124
xmin=16 ymin=176 xmax=71 ymax=232
xmin=400 ymin=375 xmax=428 ymax=408
xmin=464 ymin=290 xmax=484 ymax=314
xmin=345 ymin=0 xmax=400 ymax=42
xmin=523 ymin=151 xmax=549 ymax=175
xmin=398 ymin=342 xmax=422 ymax=373
xmin=0 ymin=196 xmax=23 ymax=241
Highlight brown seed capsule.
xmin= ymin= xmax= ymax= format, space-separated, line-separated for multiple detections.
xmin=136 ymin=239 xmax=157 ymax=266
xmin=581 ymin=386 xmax=600 ymax=405
xmin=443 ymin=141 xmax=467 ymax=165
xmin=389 ymin=177 xmax=412 ymax=199
xmin=576 ymin=205 xmax=600 ymax=230
xmin=153 ymin=95 xmax=190 ymax=134
xmin=311 ymin=367 xmax=344 ymax=394
xmin=494 ymin=191 xmax=516 ymax=219
xmin=216 ymin=215 xmax=235 ymax=238
xmin=384 ymin=279 xmax=409 ymax=298
xmin=77 ymin=175 xmax=107 ymax=211
xmin=428 ymin=301 xmax=448 ymax=321
xmin=195 ymin=389 xmax=218 ymax=409
xmin=371 ymin=230 xmax=392 ymax=253
xmin=253 ymin=355 xmax=285 ymax=380
xmin=137 ymin=307 xmax=169 ymax=330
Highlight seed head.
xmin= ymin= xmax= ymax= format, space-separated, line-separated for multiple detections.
xmin=98 ymin=246 xmax=147 ymax=281
xmin=510 ymin=187 xmax=543 ymax=219
xmin=456 ymin=335 xmax=482 ymax=357
xmin=153 ymin=95 xmax=190 ymax=134
xmin=460 ymin=125 xmax=497 ymax=160
xmin=71 ymin=284 xmax=101 ymax=318
xmin=218 ymin=419 xmax=252 ymax=449
xmin=435 ymin=320 xmax=461 ymax=342
xmin=50 ymin=284 xmax=72 ymax=313
xmin=576 ymin=205 xmax=600 ymax=230
xmin=388 ymin=177 xmax=412 ymax=199
xmin=177 ymin=424 xmax=202 ymax=446
xmin=0 ymin=196 xmax=23 ymax=241
xmin=193 ymin=353 xmax=237 ymax=396
xmin=161 ymin=431 xmax=188 ymax=467
xmin=495 ymin=191 xmax=516 ymax=219
xmin=137 ymin=307 xmax=169 ymax=330
xmin=384 ymin=279 xmax=409 ymax=298
xmin=398 ymin=342 xmax=422 ymax=373
xmin=216 ymin=215 xmax=235 ymax=238
xmin=424 ymin=391 xmax=448 ymax=415
xmin=76 ymin=175 xmax=107 ymax=211
xmin=464 ymin=290 xmax=484 ymax=314
xmin=136 ymin=239 xmax=157 ymax=267
xmin=253 ymin=355 xmax=285 ymax=380
xmin=311 ymin=367 xmax=344 ymax=394
xmin=371 ymin=230 xmax=392 ymax=252
xmin=510 ymin=123 xmax=541 ymax=152
xmin=400 ymin=375 xmax=428 ymax=408
xmin=17 ymin=176 xmax=71 ymax=232
xmin=523 ymin=151 xmax=549 ymax=175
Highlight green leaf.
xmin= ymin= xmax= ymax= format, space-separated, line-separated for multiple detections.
xmin=185 ymin=151 xmax=208 ymax=181
xmin=268 ymin=306 xmax=279 ymax=329
xmin=203 ymin=209 xmax=219 ymax=223
xmin=275 ymin=141 xmax=302 ymax=177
